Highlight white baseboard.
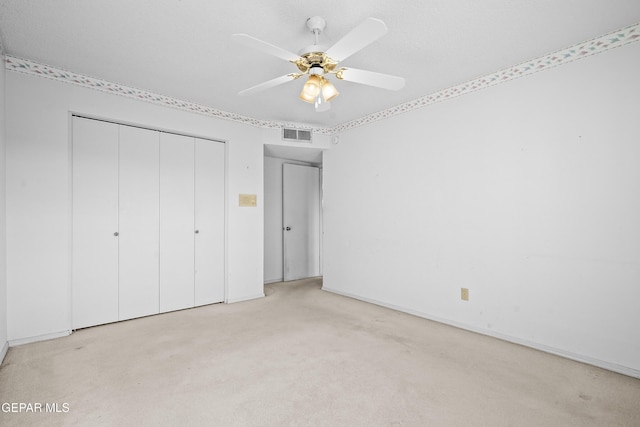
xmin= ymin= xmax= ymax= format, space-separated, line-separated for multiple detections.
xmin=264 ymin=278 xmax=283 ymax=284
xmin=8 ymin=330 xmax=71 ymax=347
xmin=226 ymin=293 xmax=265 ymax=304
xmin=0 ymin=341 xmax=8 ymax=364
xmin=322 ymin=287 xmax=640 ymax=379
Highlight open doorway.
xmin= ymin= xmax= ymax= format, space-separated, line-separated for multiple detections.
xmin=264 ymin=145 xmax=323 ymax=283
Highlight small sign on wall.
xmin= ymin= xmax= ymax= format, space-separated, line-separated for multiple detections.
xmin=239 ymin=194 xmax=257 ymax=207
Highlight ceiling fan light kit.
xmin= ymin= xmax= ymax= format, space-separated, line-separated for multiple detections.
xmin=299 ymin=74 xmax=339 ymax=109
xmin=232 ymin=16 xmax=405 ymax=112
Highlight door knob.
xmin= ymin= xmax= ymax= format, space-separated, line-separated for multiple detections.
xmin=195 ymin=230 xmax=199 ymax=234
xmin=285 ymin=226 xmax=291 ymax=231
xmin=113 ymin=232 xmax=119 ymax=237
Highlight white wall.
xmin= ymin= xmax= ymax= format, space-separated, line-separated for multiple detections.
xmin=323 ymin=42 xmax=640 ymax=376
xmin=5 ymin=71 xmax=264 ymax=343
xmin=0 ymin=50 xmax=8 ymax=360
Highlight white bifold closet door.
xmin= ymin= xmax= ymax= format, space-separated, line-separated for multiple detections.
xmin=195 ymin=139 xmax=225 ymax=305
xmin=159 ymin=133 xmax=195 ymax=312
xmin=72 ymin=117 xmax=119 ymax=329
xmin=72 ymin=117 xmax=225 ymax=330
xmin=118 ymin=125 xmax=160 ymax=321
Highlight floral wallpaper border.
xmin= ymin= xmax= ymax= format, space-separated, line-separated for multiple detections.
xmin=5 ymin=22 xmax=639 ymax=136
xmin=4 ymin=55 xmax=326 ymax=134
xmin=332 ymin=22 xmax=640 ymax=134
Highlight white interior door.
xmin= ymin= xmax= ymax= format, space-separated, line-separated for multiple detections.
xmin=118 ymin=125 xmax=160 ymax=320
xmin=194 ymin=139 xmax=225 ymax=305
xmin=283 ymin=163 xmax=320 ymax=281
xmin=160 ymin=133 xmax=195 ymax=312
xmin=72 ymin=117 xmax=119 ymax=329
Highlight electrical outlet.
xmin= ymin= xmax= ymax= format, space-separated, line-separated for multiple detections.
xmin=461 ymin=288 xmax=469 ymax=301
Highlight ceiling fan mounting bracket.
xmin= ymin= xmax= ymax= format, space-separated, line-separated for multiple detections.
xmin=306 ymin=16 xmax=326 ymax=35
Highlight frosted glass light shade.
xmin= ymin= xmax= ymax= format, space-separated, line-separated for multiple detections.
xmin=299 ymin=75 xmax=321 ymax=103
xmin=321 ymin=78 xmax=339 ymax=101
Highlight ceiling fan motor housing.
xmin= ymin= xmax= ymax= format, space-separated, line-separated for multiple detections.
xmin=294 ymin=52 xmax=338 ymax=74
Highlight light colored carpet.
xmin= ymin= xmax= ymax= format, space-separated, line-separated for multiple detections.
xmin=1 ymin=278 xmax=639 ymax=426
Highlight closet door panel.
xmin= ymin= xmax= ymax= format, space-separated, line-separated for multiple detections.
xmin=194 ymin=139 xmax=225 ymax=305
xmin=159 ymin=133 xmax=195 ymax=312
xmin=72 ymin=117 xmax=119 ymax=329
xmin=118 ymin=125 xmax=160 ymax=320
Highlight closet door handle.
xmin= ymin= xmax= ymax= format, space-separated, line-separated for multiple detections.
xmin=113 ymin=232 xmax=119 ymax=237
xmin=195 ymin=230 xmax=199 ymax=234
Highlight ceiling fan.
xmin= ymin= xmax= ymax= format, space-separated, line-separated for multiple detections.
xmin=232 ymin=16 xmax=405 ymax=112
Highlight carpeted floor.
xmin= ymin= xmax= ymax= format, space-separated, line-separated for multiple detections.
xmin=1 ymin=277 xmax=639 ymax=426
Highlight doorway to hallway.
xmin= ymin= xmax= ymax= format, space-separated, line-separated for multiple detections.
xmin=263 ymin=145 xmax=323 ymax=283
xmin=282 ymin=163 xmax=321 ymax=281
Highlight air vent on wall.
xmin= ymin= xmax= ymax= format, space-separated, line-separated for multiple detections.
xmin=282 ymin=128 xmax=312 ymax=143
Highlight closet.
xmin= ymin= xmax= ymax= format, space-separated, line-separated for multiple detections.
xmin=71 ymin=116 xmax=225 ymax=329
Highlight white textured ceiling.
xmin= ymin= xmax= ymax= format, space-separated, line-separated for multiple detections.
xmin=1 ymin=0 xmax=640 ymax=129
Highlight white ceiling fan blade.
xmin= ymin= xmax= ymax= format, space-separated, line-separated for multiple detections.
xmin=232 ymin=34 xmax=300 ymax=62
xmin=337 ymin=68 xmax=405 ymax=90
xmin=325 ymin=17 xmax=388 ymax=62
xmin=239 ymin=74 xmax=299 ymax=96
